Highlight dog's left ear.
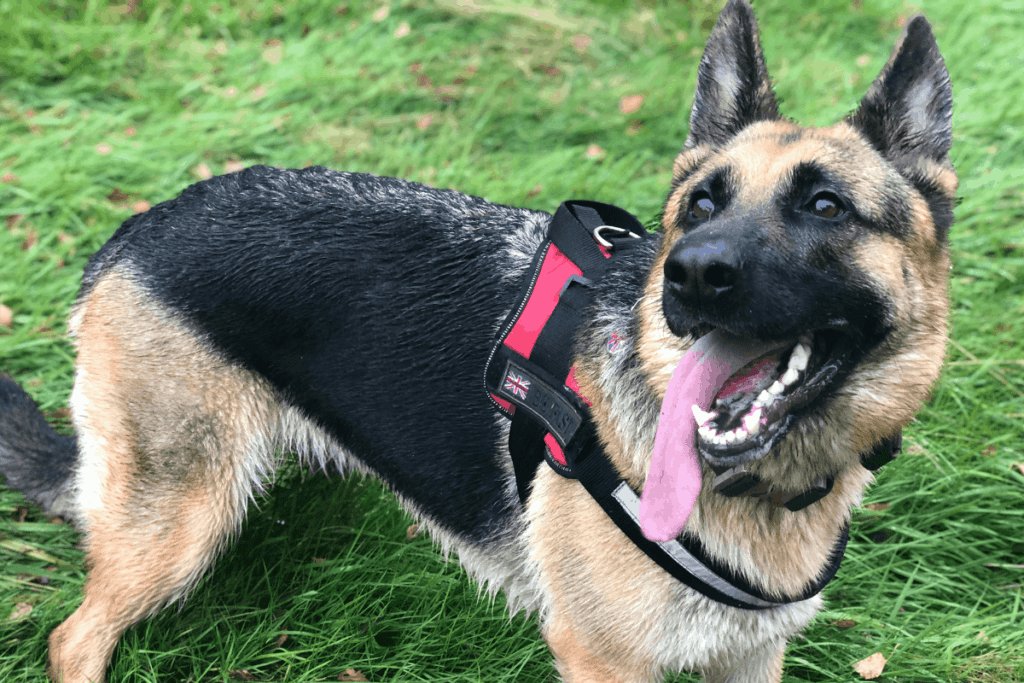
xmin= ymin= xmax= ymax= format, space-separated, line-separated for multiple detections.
xmin=848 ymin=16 xmax=953 ymax=165
xmin=684 ymin=0 xmax=780 ymax=150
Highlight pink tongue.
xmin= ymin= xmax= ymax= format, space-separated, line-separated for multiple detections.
xmin=639 ymin=330 xmax=792 ymax=542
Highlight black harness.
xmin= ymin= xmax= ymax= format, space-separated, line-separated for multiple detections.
xmin=484 ymin=201 xmax=900 ymax=610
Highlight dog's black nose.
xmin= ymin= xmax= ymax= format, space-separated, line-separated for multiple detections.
xmin=663 ymin=240 xmax=740 ymax=305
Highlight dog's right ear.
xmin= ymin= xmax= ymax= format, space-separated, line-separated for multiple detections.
xmin=684 ymin=0 xmax=780 ymax=150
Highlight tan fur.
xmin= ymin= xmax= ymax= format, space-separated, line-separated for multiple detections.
xmin=51 ymin=268 xmax=282 ymax=683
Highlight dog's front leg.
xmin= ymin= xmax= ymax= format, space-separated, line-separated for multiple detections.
xmin=698 ymin=641 xmax=786 ymax=683
xmin=544 ymin=617 xmax=634 ymax=683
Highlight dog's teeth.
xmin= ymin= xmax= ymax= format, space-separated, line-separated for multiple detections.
xmin=742 ymin=410 xmax=762 ymax=434
xmin=756 ymin=390 xmax=773 ymax=406
xmin=724 ymin=431 xmax=737 ymax=444
xmin=790 ymin=342 xmax=810 ymax=371
xmin=734 ymin=427 xmax=749 ymax=441
xmin=698 ymin=425 xmax=714 ymax=440
xmin=768 ymin=380 xmax=785 ymax=396
xmin=781 ymin=366 xmax=800 ymax=386
xmin=691 ymin=404 xmax=717 ymax=426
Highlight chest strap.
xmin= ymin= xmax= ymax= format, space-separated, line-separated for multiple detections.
xmin=484 ymin=200 xmax=896 ymax=610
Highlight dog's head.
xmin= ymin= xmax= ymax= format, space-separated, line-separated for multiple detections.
xmin=635 ymin=0 xmax=954 ymax=525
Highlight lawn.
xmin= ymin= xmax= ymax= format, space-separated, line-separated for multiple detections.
xmin=1 ymin=0 xmax=1022 ymax=681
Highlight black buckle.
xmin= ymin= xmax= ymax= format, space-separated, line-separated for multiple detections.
xmin=711 ymin=465 xmax=834 ymax=511
xmin=861 ymin=431 xmax=902 ymax=471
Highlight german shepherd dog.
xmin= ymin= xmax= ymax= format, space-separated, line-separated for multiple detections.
xmin=0 ymin=1 xmax=955 ymax=681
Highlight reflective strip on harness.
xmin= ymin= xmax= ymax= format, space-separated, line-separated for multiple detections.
xmin=610 ymin=483 xmax=782 ymax=608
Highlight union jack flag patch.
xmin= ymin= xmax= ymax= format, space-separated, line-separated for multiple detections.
xmin=503 ymin=370 xmax=531 ymax=399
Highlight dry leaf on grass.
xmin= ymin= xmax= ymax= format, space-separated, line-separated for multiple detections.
xmin=831 ymin=619 xmax=856 ymax=629
xmin=865 ymin=502 xmax=890 ymax=511
xmin=133 ymin=200 xmax=150 ymax=214
xmin=95 ymin=143 xmax=112 ymax=155
xmin=224 ymin=160 xmax=245 ymax=173
xmin=1013 ymin=462 xmax=1024 ymax=476
xmin=619 ymin=94 xmax=644 ymax=114
xmin=585 ymin=144 xmax=605 ymax=160
xmin=416 ymin=114 xmax=433 ymax=130
xmin=338 ymin=669 xmax=369 ymax=681
xmin=394 ymin=21 xmax=410 ymax=38
xmin=853 ymin=652 xmax=887 ymax=679
xmin=406 ymin=523 xmax=421 ymax=539
xmin=262 ymin=41 xmax=284 ymax=65
xmin=9 ymin=603 xmax=32 ymax=621
xmin=572 ymin=35 xmax=591 ymax=53
xmin=372 ymin=6 xmax=389 ymax=22
xmin=192 ymin=163 xmax=213 ymax=180
xmin=0 ymin=304 xmax=12 ymax=328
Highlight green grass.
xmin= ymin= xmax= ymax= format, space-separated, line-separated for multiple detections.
xmin=1 ymin=0 xmax=1022 ymax=681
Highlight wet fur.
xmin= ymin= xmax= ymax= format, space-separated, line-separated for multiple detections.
xmin=0 ymin=1 xmax=954 ymax=681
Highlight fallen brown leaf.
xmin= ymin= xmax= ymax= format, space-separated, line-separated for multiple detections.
xmin=192 ymin=163 xmax=213 ymax=180
xmin=95 ymin=143 xmax=112 ymax=155
xmin=527 ymin=183 xmax=543 ymax=199
xmin=9 ymin=603 xmax=32 ymax=621
xmin=865 ymin=502 xmax=890 ymax=512
xmin=229 ymin=670 xmax=258 ymax=681
xmin=224 ymin=160 xmax=245 ymax=173
xmin=0 ymin=304 xmax=12 ymax=328
xmin=394 ymin=21 xmax=410 ymax=38
xmin=1 ymin=173 xmax=18 ymax=183
xmin=853 ymin=652 xmax=887 ymax=679
xmin=1013 ymin=462 xmax=1024 ymax=476
xmin=416 ymin=114 xmax=433 ymax=130
xmin=132 ymin=200 xmax=151 ymax=214
xmin=125 ymin=126 xmax=137 ymax=137
xmin=5 ymin=213 xmax=24 ymax=228
xmin=107 ymin=188 xmax=130 ymax=202
xmin=625 ymin=120 xmax=643 ymax=136
xmin=262 ymin=42 xmax=284 ymax=65
xmin=406 ymin=523 xmax=421 ymax=539
xmin=572 ymin=34 xmax=591 ymax=54
xmin=338 ymin=669 xmax=369 ymax=682
xmin=831 ymin=619 xmax=857 ymax=630
xmin=372 ymin=5 xmax=389 ymax=22
xmin=275 ymin=633 xmax=288 ymax=648
xmin=22 ymin=229 xmax=38 ymax=250
xmin=585 ymin=144 xmax=605 ymax=160
xmin=619 ymin=94 xmax=644 ymax=114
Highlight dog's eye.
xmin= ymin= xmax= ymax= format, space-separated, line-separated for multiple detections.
xmin=809 ymin=192 xmax=845 ymax=219
xmin=689 ymin=192 xmax=715 ymax=220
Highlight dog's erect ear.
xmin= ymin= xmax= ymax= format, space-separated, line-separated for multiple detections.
xmin=684 ymin=0 xmax=780 ymax=150
xmin=848 ymin=16 xmax=953 ymax=165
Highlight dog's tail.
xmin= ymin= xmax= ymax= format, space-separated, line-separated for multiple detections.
xmin=0 ymin=374 xmax=79 ymax=523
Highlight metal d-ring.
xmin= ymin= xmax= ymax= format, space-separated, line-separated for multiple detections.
xmin=593 ymin=225 xmax=642 ymax=248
